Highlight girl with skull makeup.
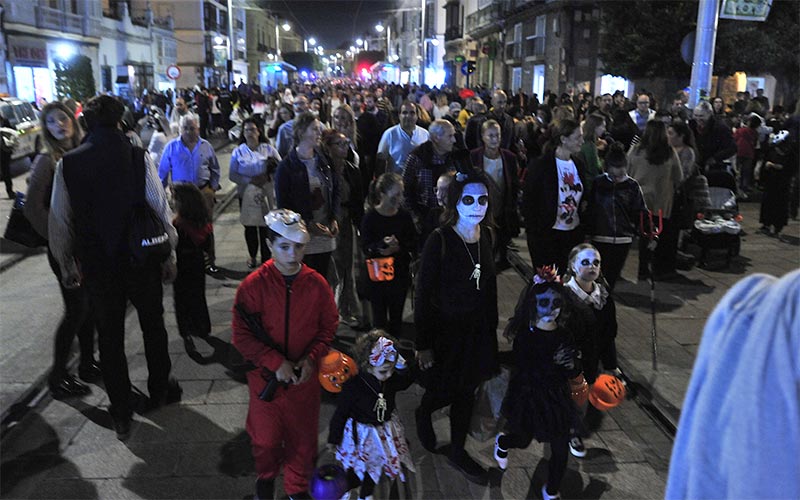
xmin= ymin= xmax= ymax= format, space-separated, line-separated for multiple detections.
xmin=414 ymin=168 xmax=499 ymax=484
xmin=493 ymin=266 xmax=583 ymax=500
xmin=327 ymin=330 xmax=417 ymax=500
xmin=562 ymin=243 xmax=624 ymax=451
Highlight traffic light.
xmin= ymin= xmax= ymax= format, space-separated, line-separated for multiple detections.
xmin=467 ymin=61 xmax=476 ymax=74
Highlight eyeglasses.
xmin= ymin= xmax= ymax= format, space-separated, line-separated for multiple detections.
xmin=460 ymin=195 xmax=488 ymax=206
xmin=580 ymin=259 xmax=601 ymax=267
xmin=243 ymin=127 xmax=259 ymax=133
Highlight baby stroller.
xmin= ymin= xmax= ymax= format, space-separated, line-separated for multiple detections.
xmin=691 ymin=163 xmax=743 ymax=267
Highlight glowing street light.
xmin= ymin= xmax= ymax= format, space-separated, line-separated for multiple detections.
xmin=282 ymin=22 xmax=291 ymax=31
xmin=356 ymin=39 xmax=363 ymax=47
xmin=308 ymin=37 xmax=316 ymax=47
xmin=375 ymin=23 xmax=384 ymax=33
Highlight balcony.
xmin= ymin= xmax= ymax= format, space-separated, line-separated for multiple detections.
xmin=36 ymin=6 xmax=85 ymax=36
xmin=444 ymin=25 xmax=462 ymax=42
xmin=507 ymin=0 xmax=543 ymax=12
xmin=465 ymin=3 xmax=503 ymax=37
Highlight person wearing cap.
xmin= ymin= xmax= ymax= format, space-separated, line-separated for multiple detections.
xmin=376 ymin=101 xmax=430 ymax=176
xmin=232 ymin=208 xmax=339 ymax=500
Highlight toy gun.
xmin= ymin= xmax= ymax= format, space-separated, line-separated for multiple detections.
xmin=235 ymin=303 xmax=293 ymax=402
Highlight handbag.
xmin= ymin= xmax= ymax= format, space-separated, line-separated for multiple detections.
xmin=3 ymin=193 xmax=47 ymax=248
xmin=468 ymin=366 xmax=511 ymax=442
xmin=129 ymin=147 xmax=171 ymax=266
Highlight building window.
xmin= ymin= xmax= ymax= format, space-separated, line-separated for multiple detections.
xmin=511 ymin=66 xmax=522 ymax=92
xmin=525 ymin=15 xmax=546 ymax=57
xmin=583 ymin=28 xmax=591 ymax=39
xmin=506 ymin=22 xmax=522 ymax=59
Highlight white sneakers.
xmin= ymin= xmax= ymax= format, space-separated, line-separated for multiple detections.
xmin=542 ymin=484 xmax=561 ymax=500
xmin=494 ymin=433 xmax=509 ymax=470
xmin=569 ymin=436 xmax=587 ymax=458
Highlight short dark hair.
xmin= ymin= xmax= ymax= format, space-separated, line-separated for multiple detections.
xmin=604 ymin=142 xmax=628 ymax=169
xmin=82 ymin=95 xmax=125 ymax=131
xmin=238 ymin=116 xmax=266 ymax=145
xmin=292 ymin=112 xmax=319 ymax=146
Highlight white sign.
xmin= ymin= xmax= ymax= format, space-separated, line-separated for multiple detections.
xmin=719 ymin=0 xmax=773 ymax=21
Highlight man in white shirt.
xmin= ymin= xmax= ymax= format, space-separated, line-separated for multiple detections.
xmin=377 ymin=102 xmax=430 ymax=176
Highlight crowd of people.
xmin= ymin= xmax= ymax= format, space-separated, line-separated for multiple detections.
xmin=18 ymin=77 xmax=799 ymax=500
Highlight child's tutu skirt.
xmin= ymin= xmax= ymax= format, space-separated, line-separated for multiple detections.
xmin=335 ymin=413 xmax=416 ymax=484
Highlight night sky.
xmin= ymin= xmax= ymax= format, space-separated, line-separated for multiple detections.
xmin=257 ymin=0 xmax=399 ymax=50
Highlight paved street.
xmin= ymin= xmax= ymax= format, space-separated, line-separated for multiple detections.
xmin=0 ymin=151 xmax=798 ymax=499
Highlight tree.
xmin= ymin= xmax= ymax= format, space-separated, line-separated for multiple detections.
xmin=54 ymin=54 xmax=96 ymax=102
xmin=715 ymin=0 xmax=799 ymax=99
xmin=599 ymin=0 xmax=799 ymax=101
xmin=598 ymin=0 xmax=696 ymax=80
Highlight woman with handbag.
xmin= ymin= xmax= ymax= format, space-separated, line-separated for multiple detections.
xmin=24 ymin=101 xmax=101 ymax=398
xmin=360 ymin=173 xmax=416 ymax=338
xmin=230 ymin=117 xmax=281 ymax=268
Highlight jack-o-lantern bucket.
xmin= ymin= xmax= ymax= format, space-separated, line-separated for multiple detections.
xmin=588 ymin=373 xmax=626 ymax=411
xmin=366 ymin=256 xmax=395 ymax=282
xmin=318 ymin=349 xmax=358 ymax=393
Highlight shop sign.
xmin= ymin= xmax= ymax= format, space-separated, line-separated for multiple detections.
xmin=719 ymin=0 xmax=772 ymax=21
xmin=9 ymin=38 xmax=48 ymax=68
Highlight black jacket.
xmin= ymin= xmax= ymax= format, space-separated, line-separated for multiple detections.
xmin=275 ymin=148 xmax=340 ymax=226
xmin=522 ymin=151 xmax=587 ymax=232
xmin=690 ymin=116 xmax=737 ymax=168
xmin=583 ymin=174 xmax=648 ymax=243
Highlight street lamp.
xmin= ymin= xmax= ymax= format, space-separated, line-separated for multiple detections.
xmin=276 ymin=19 xmax=290 ymax=57
xmin=305 ymin=37 xmax=317 ymax=53
xmin=375 ymin=23 xmax=384 ymax=33
xmin=282 ymin=22 xmax=290 ymax=31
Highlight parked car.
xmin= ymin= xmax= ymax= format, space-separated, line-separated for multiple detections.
xmin=0 ymin=96 xmax=42 ymax=160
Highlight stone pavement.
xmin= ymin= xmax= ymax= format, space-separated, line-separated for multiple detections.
xmin=1 ymin=190 xmax=675 ymax=499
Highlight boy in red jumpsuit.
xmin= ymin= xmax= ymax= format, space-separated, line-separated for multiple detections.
xmin=232 ymin=209 xmax=339 ymax=500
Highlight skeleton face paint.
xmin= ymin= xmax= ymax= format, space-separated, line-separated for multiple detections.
xmin=456 ymin=182 xmax=489 ymax=225
xmin=573 ymin=248 xmax=601 ymax=283
xmin=534 ymin=288 xmax=563 ymax=326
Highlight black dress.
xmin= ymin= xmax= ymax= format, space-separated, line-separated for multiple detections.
xmin=501 ymin=326 xmax=582 ymax=442
xmin=414 ymin=226 xmax=498 ymax=396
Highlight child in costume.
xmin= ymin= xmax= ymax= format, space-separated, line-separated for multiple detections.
xmin=232 ymin=209 xmax=338 ymax=500
xmin=563 ymin=243 xmax=623 ymax=445
xmin=493 ymin=266 xmax=583 ymax=500
xmin=328 ymin=330 xmax=416 ymax=500
xmin=171 ymin=183 xmax=213 ymax=348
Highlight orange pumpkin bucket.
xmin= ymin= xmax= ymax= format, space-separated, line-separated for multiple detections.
xmin=318 ymin=349 xmax=358 ymax=393
xmin=588 ymin=373 xmax=626 ymax=411
xmin=366 ymin=256 xmax=395 ymax=282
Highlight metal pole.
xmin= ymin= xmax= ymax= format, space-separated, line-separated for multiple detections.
xmin=420 ymin=0 xmax=426 ymax=85
xmin=688 ymin=0 xmax=721 ymax=108
xmin=227 ymin=0 xmax=234 ymax=89
xmin=275 ymin=20 xmax=280 ymax=57
xmin=387 ymin=25 xmax=391 ymax=59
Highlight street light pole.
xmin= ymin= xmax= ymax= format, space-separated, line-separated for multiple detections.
xmin=227 ymin=0 xmax=235 ymax=89
xmin=419 ymin=0 xmax=426 ymax=85
xmin=689 ymin=0 xmax=721 ymax=108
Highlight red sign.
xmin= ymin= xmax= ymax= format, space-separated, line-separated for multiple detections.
xmin=166 ymin=65 xmax=181 ymax=80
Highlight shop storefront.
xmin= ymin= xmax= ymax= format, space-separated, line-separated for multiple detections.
xmin=7 ymin=36 xmax=53 ymax=105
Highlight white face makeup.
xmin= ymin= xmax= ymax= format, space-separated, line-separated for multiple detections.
xmin=534 ymin=288 xmax=563 ymax=325
xmin=456 ymin=182 xmax=489 ymax=225
xmin=368 ymin=360 xmax=396 ymax=382
xmin=573 ymin=248 xmax=601 ymax=283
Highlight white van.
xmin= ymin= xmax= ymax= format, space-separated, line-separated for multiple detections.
xmin=0 ymin=96 xmax=42 ymax=160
